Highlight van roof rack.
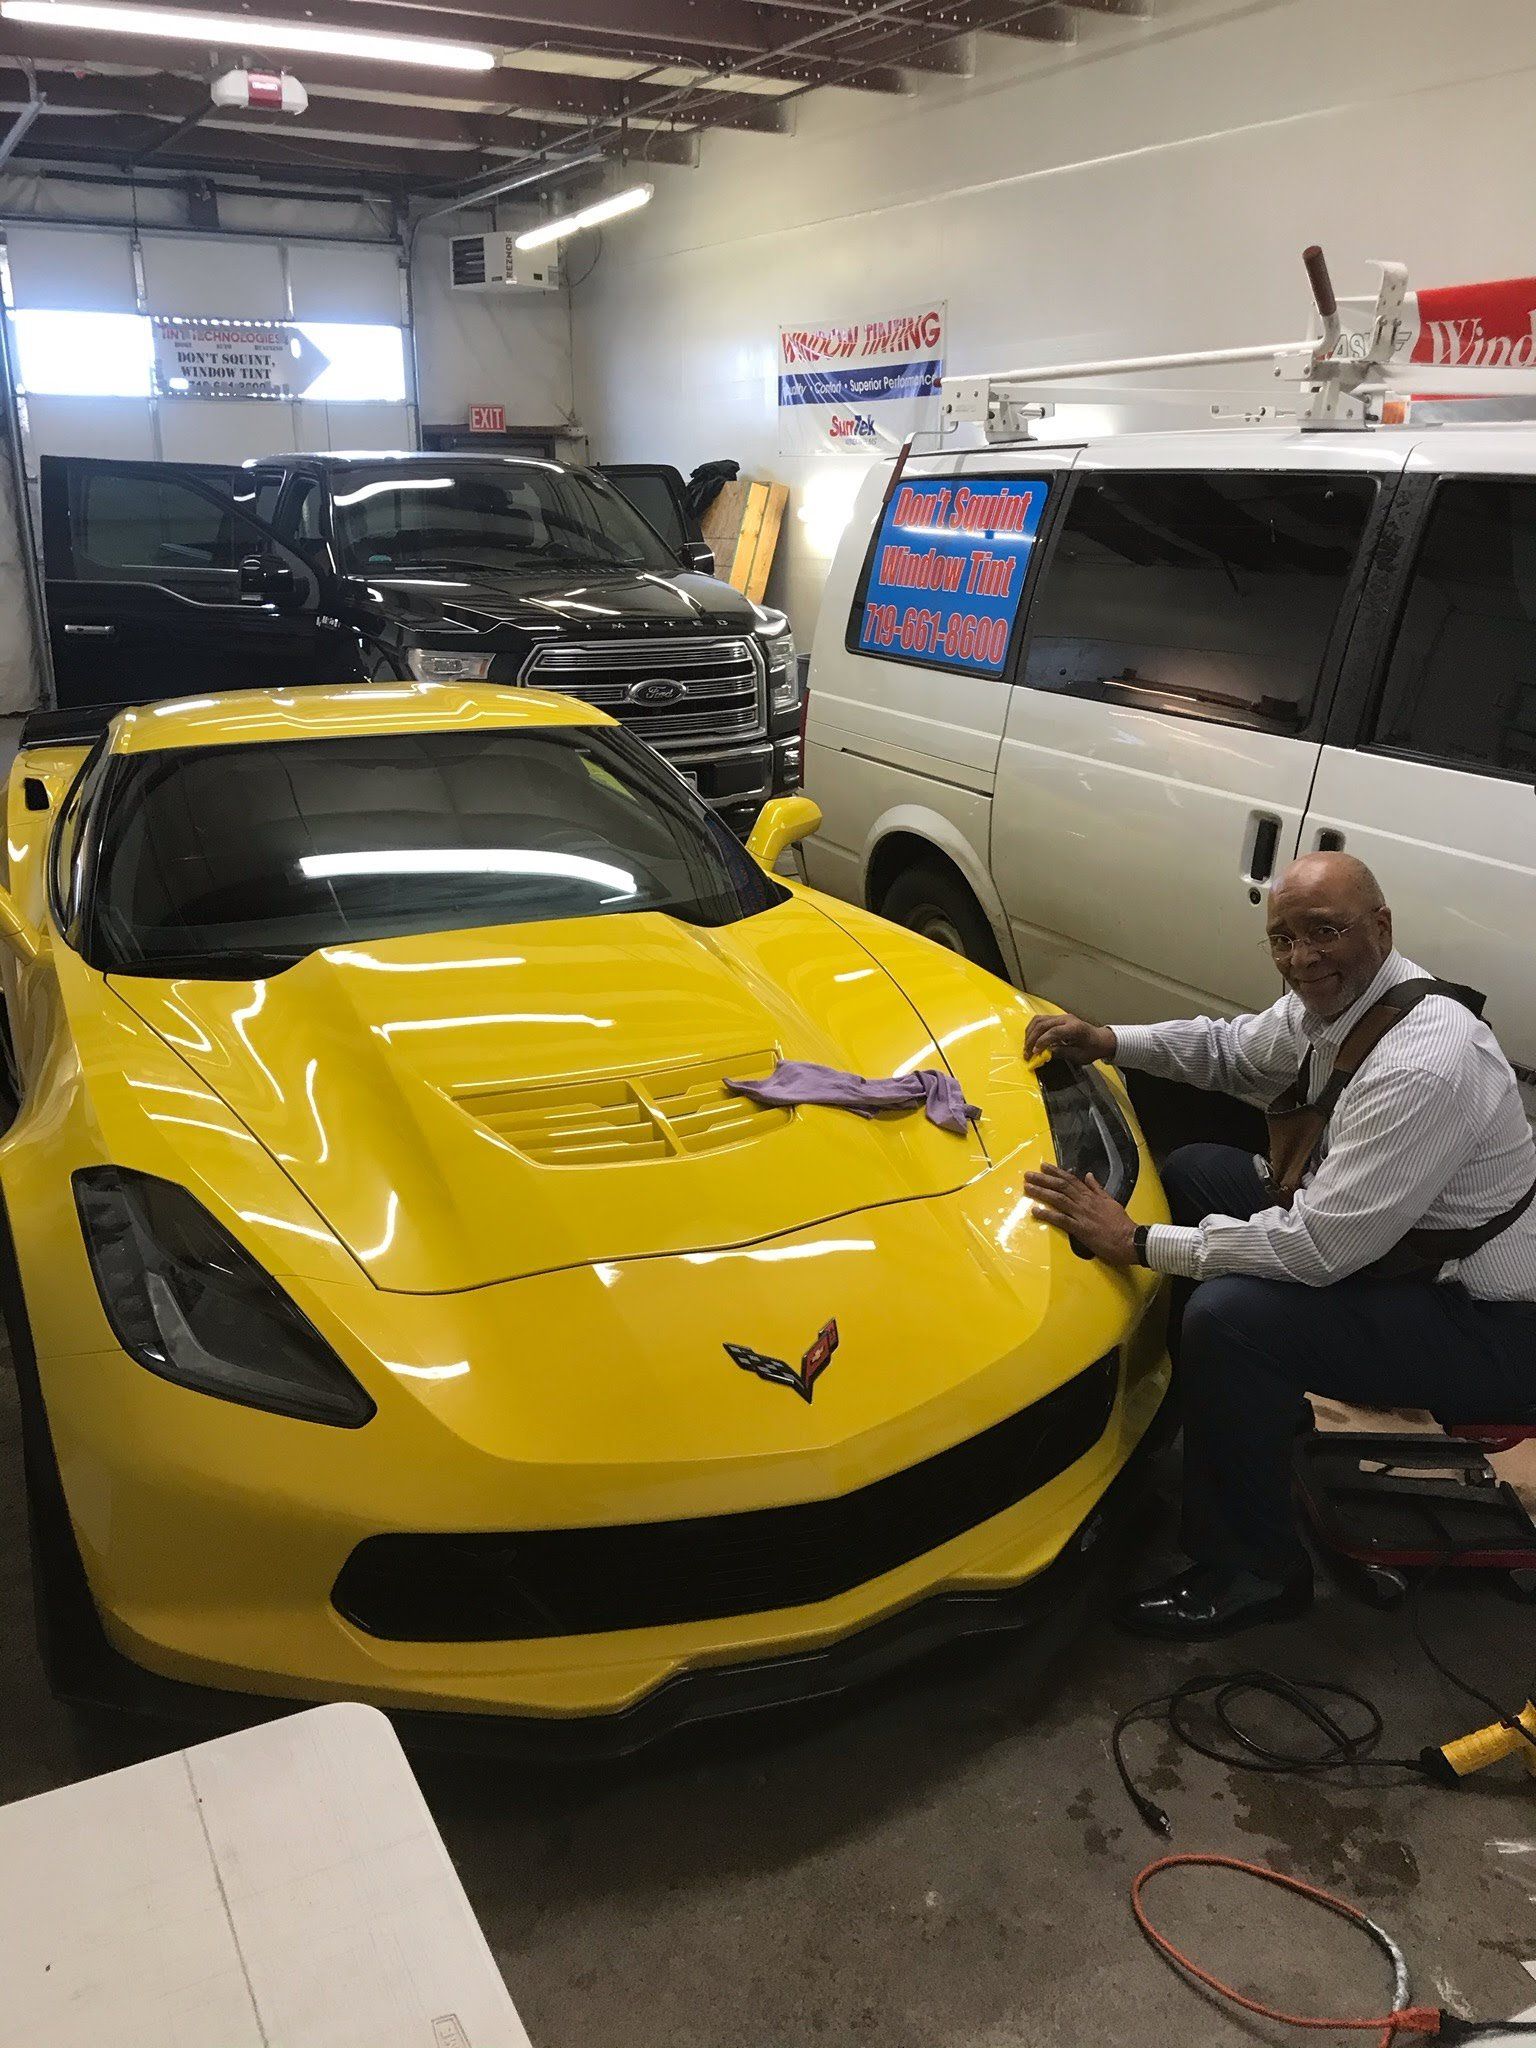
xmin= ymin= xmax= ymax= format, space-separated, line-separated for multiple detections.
xmin=942 ymin=247 xmax=1536 ymax=441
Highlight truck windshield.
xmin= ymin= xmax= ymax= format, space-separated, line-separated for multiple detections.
xmin=331 ymin=464 xmax=680 ymax=576
xmin=87 ymin=726 xmax=786 ymax=977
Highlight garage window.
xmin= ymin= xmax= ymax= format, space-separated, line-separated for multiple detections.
xmin=1371 ymin=479 xmax=1536 ymax=779
xmin=1023 ymin=471 xmax=1377 ymax=729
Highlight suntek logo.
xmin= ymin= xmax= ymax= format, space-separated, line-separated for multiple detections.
xmin=830 ymin=412 xmax=876 ymax=439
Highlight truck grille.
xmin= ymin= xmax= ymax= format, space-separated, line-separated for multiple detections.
xmin=517 ymin=637 xmax=766 ymax=750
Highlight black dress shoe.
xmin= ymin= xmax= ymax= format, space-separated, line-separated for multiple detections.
xmin=1114 ymin=1559 xmax=1315 ymax=1641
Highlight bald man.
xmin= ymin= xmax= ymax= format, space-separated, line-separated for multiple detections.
xmin=1022 ymin=853 xmax=1536 ymax=1639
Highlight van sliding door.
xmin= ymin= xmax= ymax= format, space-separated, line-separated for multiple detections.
xmin=991 ymin=458 xmax=1394 ymax=1022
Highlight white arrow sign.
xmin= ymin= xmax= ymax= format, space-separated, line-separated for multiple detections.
xmin=151 ymin=316 xmax=334 ymax=400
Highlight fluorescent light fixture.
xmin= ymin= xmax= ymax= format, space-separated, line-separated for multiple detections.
xmin=300 ymin=850 xmax=638 ymax=896
xmin=0 ymin=1 xmax=497 ymax=70
xmin=514 ymin=184 xmax=653 ymax=252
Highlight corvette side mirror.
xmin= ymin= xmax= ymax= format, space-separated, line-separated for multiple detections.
xmin=0 ymin=885 xmax=44 ymax=965
xmin=747 ymin=795 xmax=821 ymax=871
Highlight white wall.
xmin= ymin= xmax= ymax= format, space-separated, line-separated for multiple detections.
xmin=572 ymin=0 xmax=1536 ymax=638
xmin=411 ymin=215 xmax=576 ymax=438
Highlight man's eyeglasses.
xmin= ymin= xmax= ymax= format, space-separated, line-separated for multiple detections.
xmin=1261 ymin=918 xmax=1362 ymax=960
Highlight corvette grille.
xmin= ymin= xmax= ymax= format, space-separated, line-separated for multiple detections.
xmin=331 ymin=1352 xmax=1120 ymax=1642
xmin=452 ymin=1051 xmax=786 ymax=1165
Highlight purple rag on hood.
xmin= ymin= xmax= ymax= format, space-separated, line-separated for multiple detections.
xmin=724 ymin=1060 xmax=981 ymax=1136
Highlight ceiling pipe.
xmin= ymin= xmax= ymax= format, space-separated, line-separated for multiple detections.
xmin=0 ymin=57 xmax=43 ymax=166
xmin=411 ymin=145 xmax=603 ymax=226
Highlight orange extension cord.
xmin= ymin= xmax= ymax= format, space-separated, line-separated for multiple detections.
xmin=1131 ymin=1855 xmax=1443 ymax=2048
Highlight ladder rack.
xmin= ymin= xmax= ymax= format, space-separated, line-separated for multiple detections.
xmin=942 ymin=247 xmax=1536 ymax=440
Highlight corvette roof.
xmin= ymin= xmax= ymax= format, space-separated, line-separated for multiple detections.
xmin=21 ymin=683 xmax=614 ymax=757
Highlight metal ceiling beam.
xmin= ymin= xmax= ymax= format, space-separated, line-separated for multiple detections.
xmin=0 ymin=24 xmax=793 ymax=127
xmin=112 ymin=0 xmax=919 ymax=87
xmin=292 ymin=0 xmax=1083 ymax=62
xmin=9 ymin=114 xmax=463 ymax=185
xmin=0 ymin=65 xmax=700 ymax=165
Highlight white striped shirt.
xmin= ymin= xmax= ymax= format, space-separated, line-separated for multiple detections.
xmin=1114 ymin=952 xmax=1536 ymax=1299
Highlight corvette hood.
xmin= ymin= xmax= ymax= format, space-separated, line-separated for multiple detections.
xmin=108 ymin=899 xmax=990 ymax=1293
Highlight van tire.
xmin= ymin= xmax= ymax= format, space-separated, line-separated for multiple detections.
xmin=878 ymin=861 xmax=1006 ymax=975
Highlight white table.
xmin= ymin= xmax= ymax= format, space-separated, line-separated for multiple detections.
xmin=0 ymin=1701 xmax=533 ymax=2048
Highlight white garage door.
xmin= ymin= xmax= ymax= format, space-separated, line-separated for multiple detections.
xmin=4 ymin=223 xmax=415 ymax=465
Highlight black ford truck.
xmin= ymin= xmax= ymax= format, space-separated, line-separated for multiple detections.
xmin=39 ymin=452 xmax=804 ymax=833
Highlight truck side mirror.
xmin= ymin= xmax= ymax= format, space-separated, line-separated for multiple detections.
xmin=747 ymin=795 xmax=821 ymax=871
xmin=237 ymin=554 xmax=298 ymax=610
xmin=677 ymin=539 xmax=715 ymax=576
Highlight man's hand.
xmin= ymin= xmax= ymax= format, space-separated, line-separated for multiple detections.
xmin=1024 ymin=1011 xmax=1116 ymax=1066
xmin=1023 ymin=1164 xmax=1138 ymax=1266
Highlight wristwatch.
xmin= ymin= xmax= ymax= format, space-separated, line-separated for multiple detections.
xmin=1131 ymin=1224 xmax=1151 ymax=1268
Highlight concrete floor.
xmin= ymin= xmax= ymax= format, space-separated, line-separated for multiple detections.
xmin=3 ymin=1357 xmax=1535 ymax=2046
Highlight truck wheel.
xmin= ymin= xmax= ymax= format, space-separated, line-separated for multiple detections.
xmin=879 ymin=861 xmax=1006 ymax=976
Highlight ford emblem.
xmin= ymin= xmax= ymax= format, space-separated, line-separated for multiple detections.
xmin=627 ymin=677 xmax=686 ymax=706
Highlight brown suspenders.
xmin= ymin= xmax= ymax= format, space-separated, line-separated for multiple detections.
xmin=1263 ymin=977 xmax=1536 ymax=1278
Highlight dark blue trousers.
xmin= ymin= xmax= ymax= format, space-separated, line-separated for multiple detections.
xmin=1161 ymin=1144 xmax=1536 ymax=1579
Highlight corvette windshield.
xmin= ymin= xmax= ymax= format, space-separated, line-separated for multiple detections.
xmin=331 ymin=464 xmax=678 ymax=576
xmin=87 ymin=727 xmax=786 ymax=977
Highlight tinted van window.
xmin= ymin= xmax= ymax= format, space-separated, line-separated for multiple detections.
xmin=1023 ymin=471 xmax=1376 ymax=729
xmin=1372 ymin=479 xmax=1536 ymax=778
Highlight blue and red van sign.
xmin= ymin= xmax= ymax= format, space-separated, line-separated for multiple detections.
xmin=858 ymin=475 xmax=1048 ymax=676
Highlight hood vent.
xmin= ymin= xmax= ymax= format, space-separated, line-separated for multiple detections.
xmin=453 ymin=1052 xmax=787 ymax=1167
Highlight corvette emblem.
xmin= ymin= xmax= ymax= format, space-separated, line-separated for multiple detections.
xmin=724 ymin=1319 xmax=840 ymax=1403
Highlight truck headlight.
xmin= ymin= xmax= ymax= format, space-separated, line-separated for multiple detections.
xmin=753 ymin=609 xmax=798 ymax=712
xmin=1037 ymin=1061 xmax=1141 ymax=1205
xmin=406 ymin=648 xmax=495 ymax=683
xmin=74 ymin=1167 xmax=375 ymax=1428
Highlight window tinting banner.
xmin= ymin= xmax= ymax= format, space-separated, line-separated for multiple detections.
xmin=778 ymin=303 xmax=945 ymax=456
xmin=857 ymin=475 xmax=1048 ymax=677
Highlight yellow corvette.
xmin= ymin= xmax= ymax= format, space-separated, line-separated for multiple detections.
xmin=0 ymin=682 xmax=1170 ymax=1737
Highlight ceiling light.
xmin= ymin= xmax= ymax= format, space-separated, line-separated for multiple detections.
xmin=0 ymin=1 xmax=497 ymax=71
xmin=514 ymin=184 xmax=653 ymax=252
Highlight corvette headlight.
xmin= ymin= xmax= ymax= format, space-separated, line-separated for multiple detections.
xmin=405 ymin=647 xmax=495 ymax=683
xmin=73 ymin=1168 xmax=375 ymax=1428
xmin=1038 ymin=1060 xmax=1141 ymax=1205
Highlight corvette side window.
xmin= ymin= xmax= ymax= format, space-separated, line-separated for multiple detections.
xmin=48 ymin=740 xmax=108 ymax=940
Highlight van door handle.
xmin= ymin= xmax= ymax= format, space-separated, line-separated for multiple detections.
xmin=63 ymin=623 xmax=115 ymax=637
xmin=1246 ymin=812 xmax=1281 ymax=884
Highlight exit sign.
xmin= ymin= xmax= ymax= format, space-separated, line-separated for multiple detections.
xmin=469 ymin=403 xmax=505 ymax=433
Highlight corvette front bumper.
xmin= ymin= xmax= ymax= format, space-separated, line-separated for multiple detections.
xmin=19 ymin=1163 xmax=1172 ymax=1723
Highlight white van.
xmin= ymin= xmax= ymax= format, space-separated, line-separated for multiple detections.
xmin=802 ymin=424 xmax=1536 ymax=1097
